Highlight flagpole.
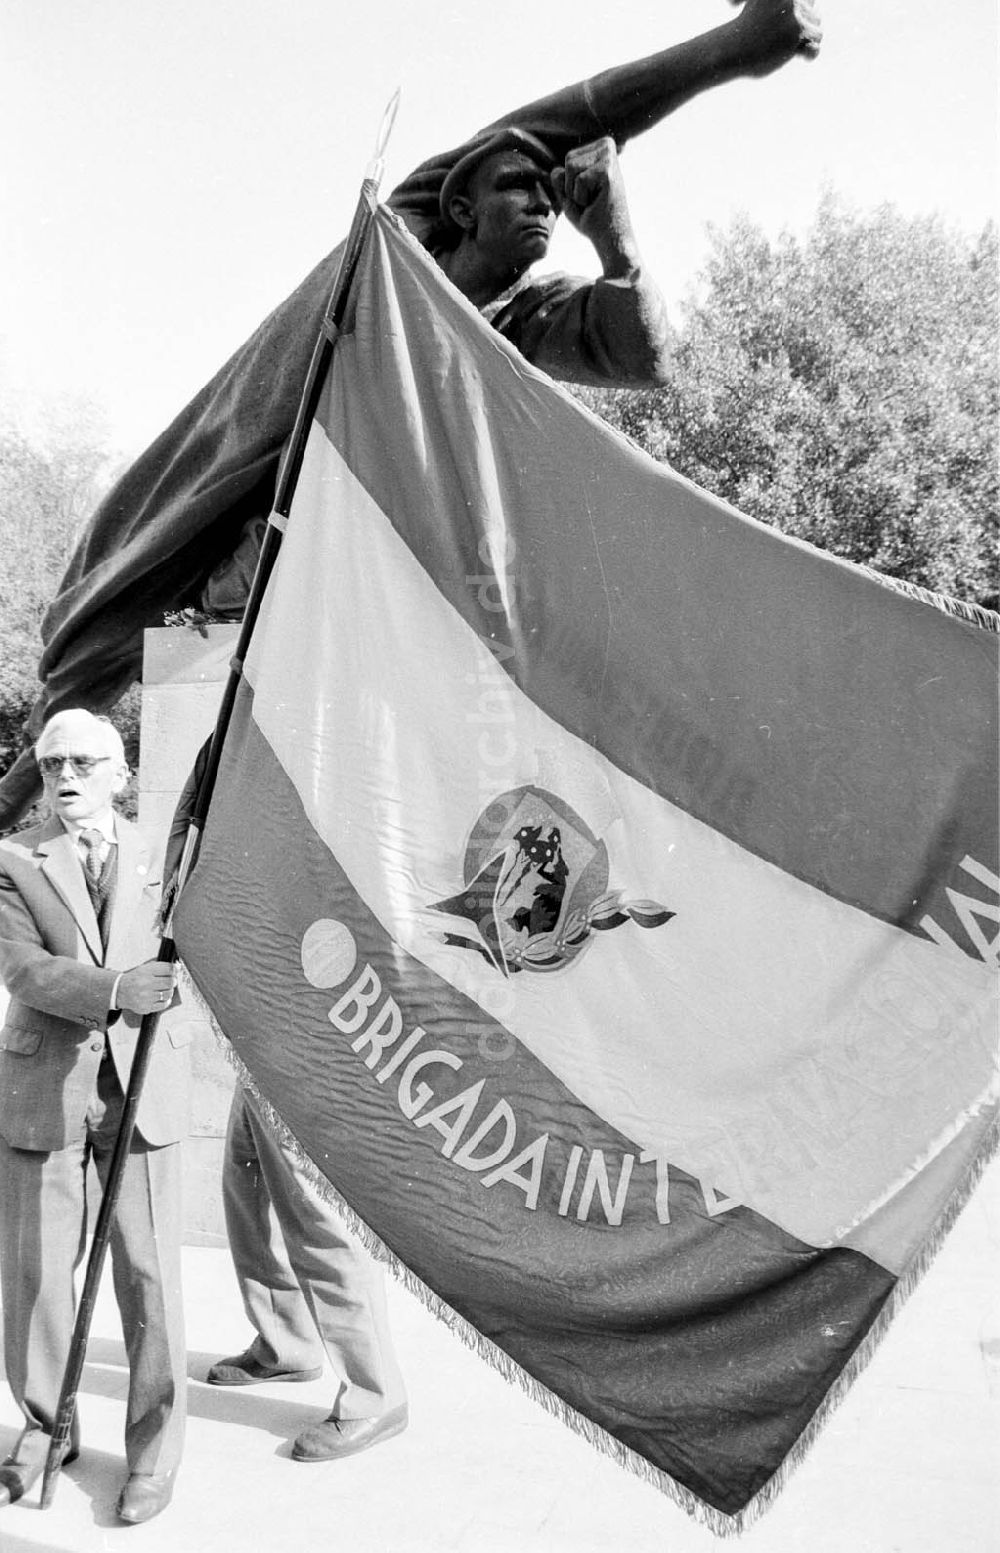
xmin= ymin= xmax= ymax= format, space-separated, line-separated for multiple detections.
xmin=187 ymin=83 xmax=400 ymax=846
xmin=39 ymin=90 xmax=400 ymax=1512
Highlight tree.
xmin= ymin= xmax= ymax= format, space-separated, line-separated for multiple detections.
xmin=0 ymin=401 xmax=126 ymax=781
xmin=577 ymin=196 xmax=998 ymax=607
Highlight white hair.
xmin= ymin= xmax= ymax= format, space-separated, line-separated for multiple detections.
xmin=35 ymin=709 xmax=128 ymax=769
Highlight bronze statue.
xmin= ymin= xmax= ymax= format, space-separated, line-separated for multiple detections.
xmin=0 ymin=0 xmax=821 ymax=828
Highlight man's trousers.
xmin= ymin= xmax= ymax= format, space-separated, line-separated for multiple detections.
xmin=0 ymin=1057 xmax=186 ymax=1475
xmin=222 ymin=1085 xmax=405 ymax=1420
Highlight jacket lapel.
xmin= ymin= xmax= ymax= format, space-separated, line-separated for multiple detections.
xmin=37 ymin=820 xmax=104 ymax=965
xmin=105 ymin=820 xmax=154 ymax=972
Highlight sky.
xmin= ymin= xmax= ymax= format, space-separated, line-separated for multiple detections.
xmin=2 ymin=0 xmax=996 ymax=458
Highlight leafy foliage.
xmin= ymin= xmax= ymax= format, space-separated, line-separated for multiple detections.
xmin=576 ymin=197 xmax=998 ymax=607
xmin=0 ymin=403 xmax=140 ymax=818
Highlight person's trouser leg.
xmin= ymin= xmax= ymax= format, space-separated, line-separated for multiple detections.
xmin=243 ymin=1091 xmax=405 ymax=1420
xmin=221 ymin=1086 xmax=324 ymax=1371
xmin=91 ymin=1062 xmax=186 ymax=1477
xmin=0 ymin=1134 xmax=85 ymax=1458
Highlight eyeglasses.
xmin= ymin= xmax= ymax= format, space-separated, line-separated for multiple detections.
xmin=37 ymin=755 xmax=112 ymax=778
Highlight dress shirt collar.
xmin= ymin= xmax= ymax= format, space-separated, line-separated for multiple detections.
xmin=58 ymin=810 xmax=118 ymax=848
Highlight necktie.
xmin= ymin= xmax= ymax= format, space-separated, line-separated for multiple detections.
xmin=80 ymin=830 xmax=117 ymax=955
xmin=81 ymin=828 xmax=105 ymax=880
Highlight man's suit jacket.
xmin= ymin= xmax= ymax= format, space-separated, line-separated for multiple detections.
xmin=0 ymin=813 xmax=191 ymax=1151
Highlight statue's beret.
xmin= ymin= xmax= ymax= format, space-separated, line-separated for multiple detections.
xmin=439 ymin=129 xmax=558 ymax=227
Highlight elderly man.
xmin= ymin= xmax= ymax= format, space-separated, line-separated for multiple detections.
xmin=0 ymin=711 xmax=189 ymax=1525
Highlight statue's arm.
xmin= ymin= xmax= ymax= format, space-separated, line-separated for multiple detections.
xmin=490 ymin=268 xmax=672 ymax=391
xmin=389 ymin=0 xmax=822 ymax=240
xmin=537 ymin=137 xmax=672 ymax=386
xmin=577 ymin=0 xmax=821 ymax=145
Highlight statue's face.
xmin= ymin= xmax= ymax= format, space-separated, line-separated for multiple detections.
xmin=459 ymin=151 xmax=558 ymax=278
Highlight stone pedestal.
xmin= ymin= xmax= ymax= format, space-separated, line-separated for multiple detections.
xmin=139 ymin=625 xmax=240 ymax=1246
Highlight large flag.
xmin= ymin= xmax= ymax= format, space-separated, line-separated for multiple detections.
xmin=174 ymin=200 xmax=999 ymax=1530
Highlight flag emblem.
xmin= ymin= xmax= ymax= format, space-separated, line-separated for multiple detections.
xmin=429 ymin=784 xmax=674 ymax=976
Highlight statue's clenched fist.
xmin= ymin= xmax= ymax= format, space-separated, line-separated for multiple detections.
xmin=729 ymin=0 xmax=823 ymax=75
xmin=552 ymin=138 xmax=639 ymax=275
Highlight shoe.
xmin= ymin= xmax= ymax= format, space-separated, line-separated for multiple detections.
xmin=206 ymin=1349 xmax=323 ymax=1386
xmin=0 ymin=1460 xmax=41 ymax=1509
xmin=116 ymin=1472 xmax=174 ymax=1524
xmin=0 ymin=1439 xmax=78 ymax=1507
xmin=291 ymin=1402 xmax=409 ymax=1462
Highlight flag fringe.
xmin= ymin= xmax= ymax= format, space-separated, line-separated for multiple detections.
xmin=856 ymin=567 xmax=1000 ymax=633
xmin=825 ymin=1078 xmax=1000 ymax=1245
xmin=731 ymin=1100 xmax=1000 ymax=1529
xmin=559 ymin=376 xmax=1000 ymax=639
xmin=176 ymin=963 xmax=998 ymax=1538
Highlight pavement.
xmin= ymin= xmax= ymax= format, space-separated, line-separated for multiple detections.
xmin=1 ymin=1154 xmax=998 ymax=1553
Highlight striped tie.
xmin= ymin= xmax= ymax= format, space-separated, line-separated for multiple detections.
xmin=81 ymin=828 xmax=105 ymax=881
xmin=80 ymin=830 xmax=117 ymax=954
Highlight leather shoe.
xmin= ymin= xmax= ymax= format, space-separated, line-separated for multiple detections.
xmin=0 ymin=1442 xmax=78 ymax=1507
xmin=291 ymin=1402 xmax=408 ymax=1462
xmin=0 ymin=1461 xmax=40 ymax=1509
xmin=116 ymin=1472 xmax=174 ymax=1525
xmin=206 ymin=1349 xmax=323 ymax=1386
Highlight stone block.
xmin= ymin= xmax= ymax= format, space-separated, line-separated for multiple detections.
xmin=141 ymin=624 xmax=241 ymax=1245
